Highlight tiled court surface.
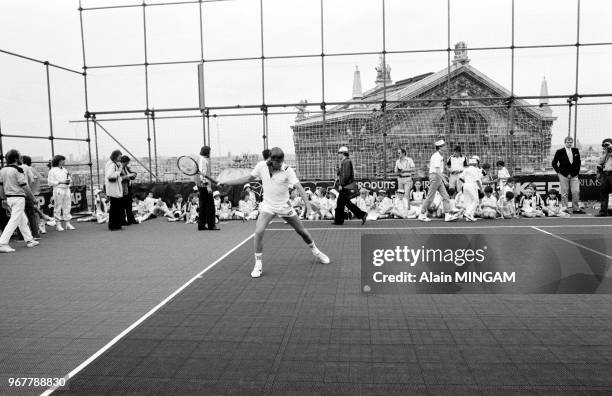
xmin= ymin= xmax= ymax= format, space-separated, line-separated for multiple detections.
xmin=0 ymin=220 xmax=254 ymax=396
xmin=26 ymin=218 xmax=609 ymax=395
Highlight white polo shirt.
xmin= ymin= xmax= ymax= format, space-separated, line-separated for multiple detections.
xmin=251 ymin=161 xmax=298 ymax=208
xmin=428 ymin=151 xmax=445 ymax=174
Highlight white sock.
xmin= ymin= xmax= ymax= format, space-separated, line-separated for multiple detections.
xmin=308 ymin=242 xmax=319 ymax=253
xmin=254 ymin=253 xmax=262 ymax=262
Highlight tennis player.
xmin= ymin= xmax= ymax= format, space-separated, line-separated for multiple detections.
xmin=220 ymin=147 xmax=330 ymax=278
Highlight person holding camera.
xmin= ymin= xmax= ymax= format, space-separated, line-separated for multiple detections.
xmin=105 ymin=150 xmax=125 ymax=230
xmin=119 ymin=155 xmax=137 ymax=225
xmin=596 ymin=138 xmax=612 ymax=217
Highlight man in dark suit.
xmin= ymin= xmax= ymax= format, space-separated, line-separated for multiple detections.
xmin=333 ymin=146 xmax=366 ymax=225
xmin=552 ymin=136 xmax=585 ymax=214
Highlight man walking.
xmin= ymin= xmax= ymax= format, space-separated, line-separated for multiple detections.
xmin=552 ymin=136 xmax=585 ymax=214
xmin=596 ymin=138 xmax=612 ymax=217
xmin=419 ymin=140 xmax=459 ymax=222
xmin=0 ymin=149 xmax=40 ymax=252
xmin=333 ymin=146 xmax=366 ymax=225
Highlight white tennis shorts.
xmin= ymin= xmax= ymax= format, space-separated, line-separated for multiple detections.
xmin=259 ymin=201 xmax=297 ymax=217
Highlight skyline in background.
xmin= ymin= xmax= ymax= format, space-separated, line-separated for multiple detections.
xmin=1 ymin=0 xmax=611 ymax=162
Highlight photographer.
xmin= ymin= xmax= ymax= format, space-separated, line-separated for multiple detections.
xmin=119 ymin=156 xmax=137 ymax=225
xmin=596 ymin=138 xmax=612 ymax=217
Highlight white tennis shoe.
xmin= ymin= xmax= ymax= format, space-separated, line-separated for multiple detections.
xmin=0 ymin=245 xmax=15 ymax=253
xmin=251 ymin=261 xmax=263 ymax=278
xmin=418 ymin=214 xmax=431 ymax=222
xmin=312 ymin=248 xmax=330 ymax=264
xmin=65 ymin=222 xmax=75 ymax=230
xmin=445 ymin=213 xmax=459 ymax=222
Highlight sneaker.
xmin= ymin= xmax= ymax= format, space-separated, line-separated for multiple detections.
xmin=65 ymin=222 xmax=75 ymax=230
xmin=445 ymin=213 xmax=459 ymax=222
xmin=47 ymin=219 xmax=56 ymax=227
xmin=39 ymin=224 xmax=47 ymax=234
xmin=464 ymin=214 xmax=477 ymax=222
xmin=418 ymin=214 xmax=431 ymax=222
xmin=26 ymin=240 xmax=39 ymax=248
xmin=0 ymin=245 xmax=15 ymax=253
xmin=312 ymin=248 xmax=330 ymax=264
xmin=251 ymin=261 xmax=263 ymax=278
xmin=56 ymin=224 xmax=65 ymax=232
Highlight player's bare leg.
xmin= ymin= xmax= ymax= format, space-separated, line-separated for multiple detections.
xmin=251 ymin=211 xmax=276 ymax=277
xmin=283 ymin=215 xmax=330 ymax=264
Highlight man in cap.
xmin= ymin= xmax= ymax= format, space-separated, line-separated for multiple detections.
xmin=419 ymin=140 xmax=459 ymax=222
xmin=219 ymin=147 xmax=330 ymax=278
xmin=596 ymin=138 xmax=612 ymax=216
xmin=333 ymin=146 xmax=366 ymax=225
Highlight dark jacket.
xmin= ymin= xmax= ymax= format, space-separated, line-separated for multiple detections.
xmin=552 ymin=147 xmax=581 ymax=177
xmin=337 ymin=157 xmax=355 ymax=187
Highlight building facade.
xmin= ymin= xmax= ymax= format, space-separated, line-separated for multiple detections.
xmin=292 ymin=42 xmax=555 ymax=180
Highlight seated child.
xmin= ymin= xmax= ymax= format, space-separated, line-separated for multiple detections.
xmin=152 ymin=198 xmax=177 ymax=221
xmin=289 ymin=189 xmax=305 ymax=219
xmin=480 ymin=186 xmax=498 ymax=219
xmin=235 ymin=191 xmax=258 ymax=220
xmin=410 ymin=181 xmax=426 ymax=212
xmin=135 ymin=196 xmax=154 ymax=223
xmin=542 ymin=188 xmax=569 ymax=217
xmin=497 ymin=191 xmax=517 ymax=219
xmin=319 ymin=190 xmax=337 ymax=220
xmin=367 ymin=190 xmax=394 ymax=220
xmin=304 ymin=190 xmax=321 ymax=220
xmin=390 ymin=189 xmax=417 ymax=219
xmin=77 ymin=189 xmax=109 ymax=223
xmin=218 ymin=195 xmax=234 ymax=221
xmin=519 ymin=185 xmax=544 ymax=218
xmin=185 ymin=195 xmax=199 ymax=224
xmin=171 ymin=194 xmax=186 ymax=221
xmin=352 ymin=188 xmax=374 ymax=214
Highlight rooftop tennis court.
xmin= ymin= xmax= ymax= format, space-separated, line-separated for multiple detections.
xmin=2 ymin=217 xmax=612 ymax=395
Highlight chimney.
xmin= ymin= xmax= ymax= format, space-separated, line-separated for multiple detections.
xmin=352 ymin=66 xmax=363 ymax=99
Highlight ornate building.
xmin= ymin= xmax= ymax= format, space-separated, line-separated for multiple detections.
xmin=291 ymin=42 xmax=555 ymax=180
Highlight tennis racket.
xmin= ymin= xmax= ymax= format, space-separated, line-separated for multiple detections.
xmin=177 ymin=156 xmax=218 ymax=188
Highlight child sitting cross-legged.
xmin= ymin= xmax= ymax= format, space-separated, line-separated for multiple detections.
xmin=519 ymin=184 xmax=544 ymax=218
xmin=479 ymin=186 xmax=498 ymax=219
xmin=497 ymin=191 xmax=518 ymax=219
xmin=542 ymin=188 xmax=569 ymax=217
xmin=390 ymin=189 xmax=417 ymax=219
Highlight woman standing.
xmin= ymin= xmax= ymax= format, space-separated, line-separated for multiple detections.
xmin=105 ymin=150 xmax=124 ymax=230
xmin=47 ymin=155 xmax=75 ymax=231
xmin=394 ymin=148 xmax=415 ymax=202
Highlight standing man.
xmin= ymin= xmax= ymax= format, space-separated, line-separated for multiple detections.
xmin=219 ymin=147 xmax=330 ymax=278
xmin=333 ymin=146 xmax=366 ymax=225
xmin=394 ymin=148 xmax=415 ymax=200
xmin=552 ymin=136 xmax=585 ymax=214
xmin=0 ymin=149 xmax=39 ymax=252
xmin=105 ymin=150 xmax=124 ymax=231
xmin=446 ymin=145 xmax=467 ymax=193
xmin=198 ymin=146 xmax=219 ymax=231
xmin=419 ymin=140 xmax=459 ymax=222
xmin=596 ymin=138 xmax=612 ymax=217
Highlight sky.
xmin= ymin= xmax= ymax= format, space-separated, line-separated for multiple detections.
xmin=1 ymin=0 xmax=611 ymax=161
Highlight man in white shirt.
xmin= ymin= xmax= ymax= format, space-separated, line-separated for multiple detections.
xmin=419 ymin=140 xmax=459 ymax=222
xmin=219 ymin=147 xmax=330 ymax=278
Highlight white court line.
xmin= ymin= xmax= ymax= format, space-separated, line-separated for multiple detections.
xmin=531 ymin=226 xmax=612 ymax=261
xmin=41 ymin=233 xmax=255 ymax=396
xmin=268 ymin=224 xmax=612 ymax=231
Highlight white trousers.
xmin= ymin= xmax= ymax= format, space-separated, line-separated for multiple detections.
xmin=463 ymin=182 xmax=479 ymax=217
xmin=53 ymin=188 xmax=72 ymax=221
xmin=0 ymin=197 xmax=33 ymax=245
